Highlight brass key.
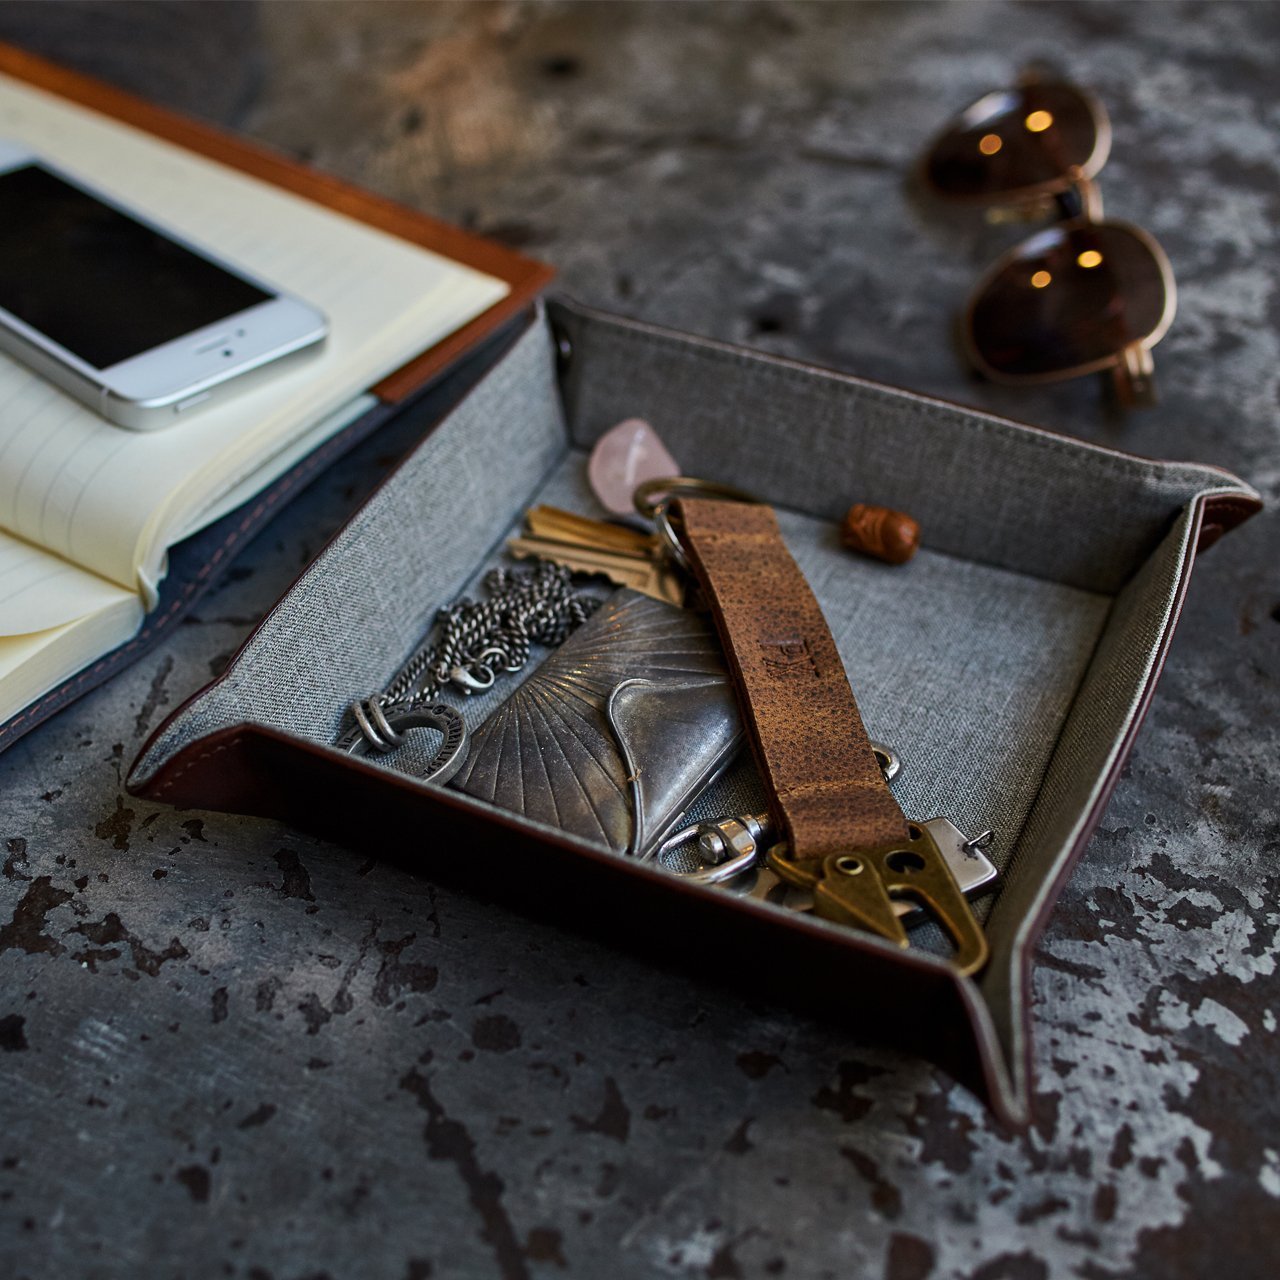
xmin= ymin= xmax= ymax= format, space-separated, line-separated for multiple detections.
xmin=508 ymin=505 xmax=684 ymax=606
xmin=525 ymin=505 xmax=657 ymax=554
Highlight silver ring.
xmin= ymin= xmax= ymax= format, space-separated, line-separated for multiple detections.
xmin=653 ymin=503 xmax=692 ymax=573
xmin=349 ymin=696 xmax=401 ymax=753
xmin=367 ymin=697 xmax=405 ymax=750
xmin=345 ymin=703 xmax=469 ymax=784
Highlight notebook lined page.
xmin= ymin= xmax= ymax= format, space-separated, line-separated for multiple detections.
xmin=0 ymin=577 xmax=143 ymax=724
xmin=0 ymin=528 xmax=135 ymax=634
xmin=170 ymin=393 xmax=379 ymax=545
xmin=0 ymin=73 xmax=509 ymax=633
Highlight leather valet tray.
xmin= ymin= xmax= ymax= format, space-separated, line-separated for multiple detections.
xmin=128 ymin=296 xmax=1260 ymax=1125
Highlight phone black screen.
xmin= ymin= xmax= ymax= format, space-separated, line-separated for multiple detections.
xmin=0 ymin=163 xmax=273 ymax=370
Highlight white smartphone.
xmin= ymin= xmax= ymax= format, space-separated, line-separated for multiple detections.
xmin=0 ymin=141 xmax=328 ymax=430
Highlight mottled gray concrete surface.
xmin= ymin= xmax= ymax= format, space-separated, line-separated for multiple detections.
xmin=1 ymin=3 xmax=1277 ymax=1278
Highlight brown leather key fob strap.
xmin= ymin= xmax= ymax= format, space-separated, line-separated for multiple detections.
xmin=671 ymin=496 xmax=909 ymax=858
xmin=671 ymin=496 xmax=989 ymax=975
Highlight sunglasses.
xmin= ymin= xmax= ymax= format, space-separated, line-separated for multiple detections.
xmin=922 ymin=68 xmax=1176 ymax=407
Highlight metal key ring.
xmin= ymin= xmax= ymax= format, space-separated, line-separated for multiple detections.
xmin=633 ymin=477 xmax=762 ymax=572
xmin=343 ymin=702 xmax=469 ymax=785
xmin=632 ymin=476 xmax=761 ymax=519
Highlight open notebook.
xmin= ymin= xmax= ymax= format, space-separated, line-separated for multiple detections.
xmin=0 ymin=53 xmax=543 ymax=735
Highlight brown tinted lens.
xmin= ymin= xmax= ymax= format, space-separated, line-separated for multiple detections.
xmin=925 ymin=82 xmax=1099 ymax=200
xmin=968 ymin=222 xmax=1169 ymax=379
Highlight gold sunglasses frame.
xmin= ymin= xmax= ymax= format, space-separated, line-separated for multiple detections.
xmin=923 ymin=72 xmax=1176 ymax=407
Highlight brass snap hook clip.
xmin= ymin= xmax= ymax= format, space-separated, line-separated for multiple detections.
xmin=766 ymin=821 xmax=991 ymax=976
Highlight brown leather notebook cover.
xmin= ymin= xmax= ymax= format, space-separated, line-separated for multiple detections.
xmin=0 ymin=42 xmax=556 ymax=404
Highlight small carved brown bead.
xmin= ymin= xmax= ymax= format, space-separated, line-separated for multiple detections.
xmin=840 ymin=504 xmax=921 ymax=564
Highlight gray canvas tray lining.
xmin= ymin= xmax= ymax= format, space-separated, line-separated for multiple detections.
xmin=316 ymin=451 xmax=1112 ymax=935
xmin=552 ymin=300 xmax=1232 ymax=595
xmin=132 ymin=310 xmax=1227 ymax=982
xmin=134 ymin=320 xmax=569 ymax=769
xmin=977 ymin=507 xmax=1200 ymax=1096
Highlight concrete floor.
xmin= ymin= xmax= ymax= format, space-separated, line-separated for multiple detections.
xmin=0 ymin=2 xmax=1277 ymax=1277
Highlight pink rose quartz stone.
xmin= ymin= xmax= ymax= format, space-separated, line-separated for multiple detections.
xmin=587 ymin=418 xmax=680 ymax=515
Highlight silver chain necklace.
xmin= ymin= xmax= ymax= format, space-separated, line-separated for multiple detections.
xmin=336 ymin=560 xmax=601 ymax=758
